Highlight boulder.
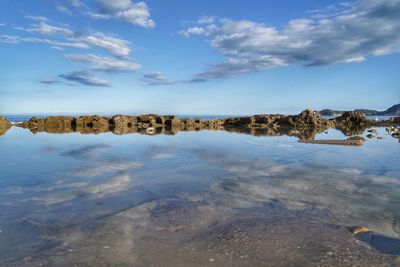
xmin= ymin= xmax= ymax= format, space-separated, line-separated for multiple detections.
xmin=335 ymin=111 xmax=367 ymax=126
xmin=253 ymin=114 xmax=284 ymax=126
xmin=278 ymin=109 xmax=327 ymax=128
xmin=111 ymin=115 xmax=137 ymax=128
xmin=75 ymin=115 xmax=110 ymax=134
xmin=137 ymin=114 xmax=158 ymax=125
xmin=223 ymin=116 xmax=255 ymax=125
xmin=161 ymin=115 xmax=180 ymax=127
xmin=44 ymin=116 xmax=75 ymax=133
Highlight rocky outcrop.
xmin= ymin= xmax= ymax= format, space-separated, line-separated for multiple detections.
xmin=18 ymin=116 xmax=75 ymax=134
xmin=223 ymin=110 xmax=330 ymax=129
xmin=0 ymin=117 xmax=12 ymax=136
xmin=335 ymin=112 xmax=367 ymax=126
xmin=13 ymin=109 xmax=400 ymax=141
xmin=277 ymin=109 xmax=331 ymax=128
xmin=75 ymin=116 xmax=109 ymax=134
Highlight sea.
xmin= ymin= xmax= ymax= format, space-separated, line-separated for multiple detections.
xmin=0 ymin=114 xmax=399 ymax=266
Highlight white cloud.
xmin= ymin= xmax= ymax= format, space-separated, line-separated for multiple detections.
xmin=0 ymin=34 xmax=89 ymax=49
xmin=59 ymin=71 xmax=110 ymax=87
xmin=142 ymin=72 xmax=176 ymax=85
xmin=198 ymin=16 xmax=216 ymax=24
xmin=94 ymin=0 xmax=155 ymax=28
xmin=84 ymin=11 xmax=111 ymax=20
xmin=96 ymin=0 xmax=131 ymax=11
xmin=29 ymin=21 xmax=74 ymax=35
xmin=66 ymin=53 xmax=142 ymax=72
xmin=178 ymin=0 xmax=400 ymax=81
xmin=178 ymin=24 xmax=218 ymax=37
xmin=69 ymin=0 xmax=82 ymax=7
xmin=56 ymin=2 xmax=73 ymax=15
xmin=178 ymin=27 xmax=206 ymax=37
xmin=3 ymin=14 xmax=142 ymax=87
xmin=16 ymin=18 xmax=132 ymax=57
xmin=70 ymin=31 xmax=132 ymax=57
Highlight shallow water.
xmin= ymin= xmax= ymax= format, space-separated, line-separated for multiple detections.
xmin=0 ymin=126 xmax=399 ymax=266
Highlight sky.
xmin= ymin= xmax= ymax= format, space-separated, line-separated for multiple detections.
xmin=0 ymin=0 xmax=399 ymax=115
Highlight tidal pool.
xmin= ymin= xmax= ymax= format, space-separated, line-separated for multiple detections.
xmin=0 ymin=126 xmax=399 ymax=266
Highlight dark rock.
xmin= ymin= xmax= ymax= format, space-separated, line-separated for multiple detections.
xmin=366 ymin=134 xmax=376 ymax=139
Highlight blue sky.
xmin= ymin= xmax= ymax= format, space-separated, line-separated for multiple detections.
xmin=0 ymin=0 xmax=399 ymax=115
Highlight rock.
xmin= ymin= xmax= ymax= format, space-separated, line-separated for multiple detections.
xmin=75 ymin=116 xmax=110 ymax=134
xmin=348 ymin=225 xmax=370 ymax=235
xmin=0 ymin=116 xmax=12 ymax=136
xmin=111 ymin=115 xmax=137 ymax=128
xmin=162 ymin=116 xmax=181 ymax=127
xmin=335 ymin=112 xmax=367 ymax=126
xmin=366 ymin=134 xmax=376 ymax=139
xmin=146 ymin=127 xmax=156 ymax=135
xmin=44 ymin=116 xmax=75 ymax=133
xmin=367 ymin=129 xmax=377 ymax=133
xmin=347 ymin=136 xmax=366 ymax=142
xmin=278 ymin=109 xmax=327 ymax=128
xmin=223 ymin=116 xmax=255 ymax=126
xmin=377 ymin=136 xmax=385 ymax=140
xmin=137 ymin=114 xmax=158 ymax=124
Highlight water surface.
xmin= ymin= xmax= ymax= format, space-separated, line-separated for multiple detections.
xmin=0 ymin=126 xmax=399 ymax=266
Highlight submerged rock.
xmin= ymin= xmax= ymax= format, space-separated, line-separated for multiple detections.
xmin=348 ymin=225 xmax=370 ymax=235
xmin=347 ymin=136 xmax=366 ymax=142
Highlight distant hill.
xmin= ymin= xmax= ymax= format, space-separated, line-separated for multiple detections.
xmin=318 ymin=104 xmax=400 ymax=116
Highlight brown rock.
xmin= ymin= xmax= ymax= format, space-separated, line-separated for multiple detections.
xmin=348 ymin=225 xmax=370 ymax=235
xmin=335 ymin=111 xmax=367 ymax=126
xmin=76 ymin=115 xmax=110 ymax=134
xmin=277 ymin=109 xmax=327 ymax=128
xmin=0 ymin=116 xmax=12 ymax=136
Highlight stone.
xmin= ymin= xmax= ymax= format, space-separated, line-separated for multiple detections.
xmin=348 ymin=225 xmax=370 ymax=235
xmin=347 ymin=136 xmax=366 ymax=142
xmin=366 ymin=134 xmax=376 ymax=139
xmin=111 ymin=115 xmax=137 ymax=129
xmin=335 ymin=112 xmax=367 ymax=126
xmin=75 ymin=116 xmax=110 ymax=134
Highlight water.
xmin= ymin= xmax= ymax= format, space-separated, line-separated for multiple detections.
xmin=0 ymin=126 xmax=399 ymax=266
